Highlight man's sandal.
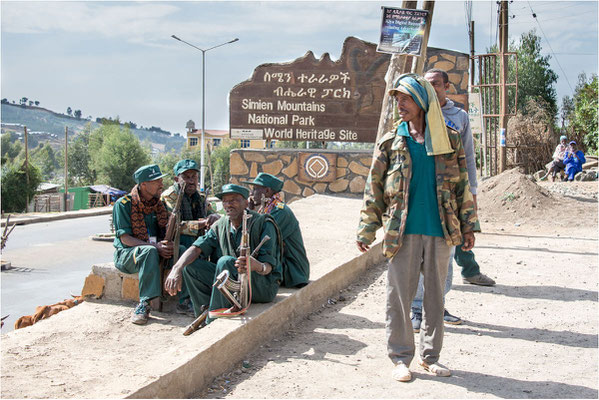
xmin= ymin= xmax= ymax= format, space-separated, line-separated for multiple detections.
xmin=418 ymin=359 xmax=451 ymax=377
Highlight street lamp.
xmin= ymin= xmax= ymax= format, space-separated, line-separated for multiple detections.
xmin=171 ymin=34 xmax=239 ymax=191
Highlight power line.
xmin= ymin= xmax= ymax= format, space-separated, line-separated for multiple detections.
xmin=526 ymin=1 xmax=575 ymax=94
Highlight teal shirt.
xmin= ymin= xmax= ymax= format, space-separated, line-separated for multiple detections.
xmin=112 ymin=195 xmax=161 ymax=249
xmin=397 ymin=123 xmax=444 ymax=237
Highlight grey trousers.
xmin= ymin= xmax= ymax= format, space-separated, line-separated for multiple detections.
xmin=386 ymin=234 xmax=451 ymax=366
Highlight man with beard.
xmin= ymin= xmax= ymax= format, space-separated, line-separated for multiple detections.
xmin=164 ymin=184 xmax=282 ymax=325
xmin=161 ymin=159 xmax=220 ymax=315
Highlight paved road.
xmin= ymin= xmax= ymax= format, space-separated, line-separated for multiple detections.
xmin=1 ymin=214 xmax=114 ymax=332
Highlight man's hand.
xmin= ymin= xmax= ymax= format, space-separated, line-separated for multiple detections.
xmin=206 ymin=213 xmax=220 ymax=228
xmin=462 ymin=232 xmax=475 ymax=252
xmin=235 ymin=255 xmax=261 ymax=274
xmin=247 ymin=196 xmax=257 ymax=211
xmin=356 ymin=241 xmax=370 ymax=253
xmin=155 ymin=240 xmax=174 ymax=259
xmin=164 ymin=268 xmax=182 ymax=296
xmin=473 ymin=194 xmax=478 ymax=212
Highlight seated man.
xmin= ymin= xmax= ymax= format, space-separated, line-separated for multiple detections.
xmin=542 ymin=135 xmax=568 ymax=181
xmin=112 ymin=164 xmax=174 ymax=325
xmin=161 ymin=159 xmax=220 ymax=315
xmin=164 ymin=184 xmax=282 ymax=324
xmin=563 ymin=141 xmax=586 ymax=181
xmin=245 ymin=172 xmax=310 ymax=288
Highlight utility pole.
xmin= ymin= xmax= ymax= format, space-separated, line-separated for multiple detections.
xmin=469 ymin=20 xmax=475 ymax=87
xmin=412 ymin=1 xmax=435 ymax=74
xmin=24 ymin=126 xmax=29 ymax=211
xmin=498 ymin=0 xmax=508 ymax=173
xmin=64 ymin=127 xmax=69 ymax=211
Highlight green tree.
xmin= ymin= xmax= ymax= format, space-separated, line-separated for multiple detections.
xmin=74 ymin=109 xmax=82 ymax=119
xmin=66 ymin=107 xmax=72 ymax=116
xmin=30 ymin=143 xmax=60 ymax=179
xmin=515 ymin=30 xmax=558 ymax=118
xmin=207 ymin=141 xmax=239 ymax=195
xmin=64 ymin=130 xmax=95 ymax=186
xmin=569 ymin=73 xmax=598 ymax=153
xmin=90 ymin=124 xmax=150 ymax=190
xmin=1 ymin=134 xmax=23 ymax=165
xmin=1 ymin=162 xmax=42 ymax=213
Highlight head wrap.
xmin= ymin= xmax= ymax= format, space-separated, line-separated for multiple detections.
xmin=389 ymin=73 xmax=453 ymax=156
xmin=560 ymin=135 xmax=567 ymax=141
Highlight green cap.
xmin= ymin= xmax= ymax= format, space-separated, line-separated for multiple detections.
xmin=173 ymin=159 xmax=200 ymax=176
xmin=134 ymin=164 xmax=168 ymax=184
xmin=216 ymin=184 xmax=250 ymax=200
xmin=242 ymin=172 xmax=284 ymax=193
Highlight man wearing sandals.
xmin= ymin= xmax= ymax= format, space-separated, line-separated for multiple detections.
xmin=357 ymin=74 xmax=480 ymax=381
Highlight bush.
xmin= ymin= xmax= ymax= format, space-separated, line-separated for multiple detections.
xmin=1 ymin=162 xmax=42 ymax=213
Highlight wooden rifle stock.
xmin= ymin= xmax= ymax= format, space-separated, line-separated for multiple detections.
xmin=238 ymin=210 xmax=251 ymax=310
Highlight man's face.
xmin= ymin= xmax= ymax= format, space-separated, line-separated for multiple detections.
xmin=561 ymin=138 xmax=568 ymax=146
xmin=395 ymin=92 xmax=422 ymax=122
xmin=250 ymin=185 xmax=272 ymax=203
xmin=141 ymin=178 xmax=164 ymax=199
xmin=177 ymin=169 xmax=199 ymax=195
xmin=221 ymin=193 xmax=248 ymax=220
xmin=424 ymin=72 xmax=449 ymax=105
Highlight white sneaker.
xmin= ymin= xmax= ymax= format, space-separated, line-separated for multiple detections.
xmin=391 ymin=362 xmax=412 ymax=382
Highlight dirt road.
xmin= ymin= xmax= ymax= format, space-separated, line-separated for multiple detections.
xmin=197 ymin=176 xmax=598 ymax=399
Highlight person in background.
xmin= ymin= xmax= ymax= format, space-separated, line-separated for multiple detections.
xmin=541 ymin=135 xmax=569 ymax=182
xmin=563 ymin=141 xmax=586 ymax=181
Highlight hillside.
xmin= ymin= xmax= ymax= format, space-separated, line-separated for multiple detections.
xmin=0 ymin=103 xmax=185 ymax=153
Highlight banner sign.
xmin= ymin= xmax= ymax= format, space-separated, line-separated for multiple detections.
xmin=377 ymin=7 xmax=428 ymax=55
xmin=468 ymin=92 xmax=483 ymax=138
xmin=229 ymin=37 xmax=391 ymax=143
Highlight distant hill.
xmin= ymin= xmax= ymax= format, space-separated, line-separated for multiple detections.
xmin=0 ymin=103 xmax=185 ymax=153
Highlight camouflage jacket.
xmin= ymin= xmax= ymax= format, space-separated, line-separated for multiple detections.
xmin=161 ymin=185 xmax=214 ymax=237
xmin=357 ymin=126 xmax=480 ymax=259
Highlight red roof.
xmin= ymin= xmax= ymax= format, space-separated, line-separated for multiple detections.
xmin=189 ymin=129 xmax=229 ymax=137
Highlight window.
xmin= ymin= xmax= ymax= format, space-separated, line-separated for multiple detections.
xmin=240 ymin=139 xmax=250 ymax=148
xmin=212 ymin=138 xmax=221 ymax=147
xmin=189 ymin=137 xmax=198 ymax=147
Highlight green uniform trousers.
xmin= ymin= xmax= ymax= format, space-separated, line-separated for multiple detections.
xmin=454 ymin=241 xmax=480 ymax=278
xmin=183 ymin=255 xmax=279 ymax=323
xmin=114 ymin=244 xmax=188 ymax=303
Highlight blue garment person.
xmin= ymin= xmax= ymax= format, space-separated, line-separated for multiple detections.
xmin=563 ymin=141 xmax=586 ymax=181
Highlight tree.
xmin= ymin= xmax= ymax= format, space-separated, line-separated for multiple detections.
xmin=90 ymin=124 xmax=150 ymax=190
xmin=1 ymin=162 xmax=42 ymax=213
xmin=74 ymin=109 xmax=82 ymax=119
xmin=66 ymin=107 xmax=72 ymax=116
xmin=568 ymin=73 xmax=598 ymax=153
xmin=1 ymin=98 xmax=8 ymax=104
xmin=30 ymin=143 xmax=60 ymax=180
xmin=20 ymin=97 xmax=28 ymax=106
xmin=61 ymin=130 xmax=95 ymax=186
xmin=34 ymin=100 xmax=40 ymax=106
xmin=1 ymin=134 xmax=23 ymax=165
xmin=560 ymin=95 xmax=574 ymax=133
xmin=28 ymin=101 xmax=33 ymax=107
xmin=515 ymin=30 xmax=558 ymax=118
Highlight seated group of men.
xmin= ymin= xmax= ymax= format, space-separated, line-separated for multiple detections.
xmin=112 ymin=160 xmax=310 ymax=325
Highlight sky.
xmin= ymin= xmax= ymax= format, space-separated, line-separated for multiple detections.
xmin=1 ymin=0 xmax=597 ymax=137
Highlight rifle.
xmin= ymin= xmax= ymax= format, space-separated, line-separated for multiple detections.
xmin=237 ymin=210 xmax=251 ymax=310
xmin=154 ymin=182 xmax=186 ymax=312
xmin=183 ymin=306 xmax=208 ymax=336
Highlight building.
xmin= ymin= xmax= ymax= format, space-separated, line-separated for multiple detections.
xmin=185 ymin=120 xmax=273 ymax=150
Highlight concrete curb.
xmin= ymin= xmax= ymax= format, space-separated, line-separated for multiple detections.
xmin=1 ymin=207 xmax=113 ymax=227
xmin=127 ymin=242 xmax=385 ymax=399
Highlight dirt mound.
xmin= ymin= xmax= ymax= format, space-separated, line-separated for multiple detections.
xmin=476 ymin=168 xmax=597 ymax=230
xmin=478 ymin=168 xmax=556 ymax=214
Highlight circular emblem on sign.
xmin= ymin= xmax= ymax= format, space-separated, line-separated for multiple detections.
xmin=304 ymin=154 xmax=329 ymax=179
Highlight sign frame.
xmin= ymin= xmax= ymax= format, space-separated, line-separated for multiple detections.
xmin=377 ymin=7 xmax=428 ymax=55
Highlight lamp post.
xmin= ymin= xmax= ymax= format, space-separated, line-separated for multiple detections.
xmin=171 ymin=35 xmax=239 ymax=191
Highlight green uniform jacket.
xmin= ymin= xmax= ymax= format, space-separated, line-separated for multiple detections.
xmin=270 ymin=203 xmax=310 ymax=288
xmin=112 ymin=194 xmax=161 ymax=250
xmin=357 ymin=125 xmax=480 ymax=259
xmin=161 ymin=184 xmax=214 ymax=248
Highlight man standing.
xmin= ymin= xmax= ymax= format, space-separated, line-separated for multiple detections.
xmin=245 ymin=172 xmax=310 ymax=288
xmin=112 ymin=164 xmax=172 ymax=325
xmin=160 ymin=159 xmax=220 ymax=315
xmin=164 ymin=184 xmax=282 ymax=324
xmin=408 ymin=69 xmax=495 ymax=332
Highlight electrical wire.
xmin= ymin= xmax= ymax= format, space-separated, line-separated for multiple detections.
xmin=526 ymin=1 xmax=575 ymax=94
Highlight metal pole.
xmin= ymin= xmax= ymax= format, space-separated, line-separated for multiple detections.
xmin=64 ymin=126 xmax=69 ymax=211
xmin=470 ymin=20 xmax=475 ymax=88
xmin=24 ymin=126 xmax=29 ymax=210
xmin=412 ymin=1 xmax=435 ymax=74
xmin=201 ymin=50 xmax=206 ymax=190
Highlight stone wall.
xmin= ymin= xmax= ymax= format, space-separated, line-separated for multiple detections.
xmin=229 ymin=149 xmax=372 ymax=203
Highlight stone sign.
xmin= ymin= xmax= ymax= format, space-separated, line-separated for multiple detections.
xmin=230 ymin=37 xmax=470 ymax=144
xmin=298 ymin=152 xmax=337 ymax=182
xmin=230 ymin=37 xmax=391 ymax=143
